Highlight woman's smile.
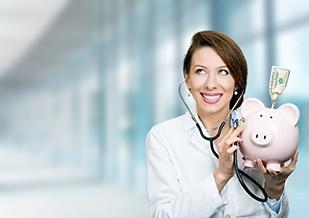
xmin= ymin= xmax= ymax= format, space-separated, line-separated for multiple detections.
xmin=201 ymin=92 xmax=221 ymax=104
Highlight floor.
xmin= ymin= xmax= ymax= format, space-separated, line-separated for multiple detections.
xmin=0 ymin=146 xmax=149 ymax=218
xmin=0 ymin=145 xmax=307 ymax=218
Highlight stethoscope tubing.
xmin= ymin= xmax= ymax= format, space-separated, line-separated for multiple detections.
xmin=178 ymin=81 xmax=268 ymax=202
xmin=195 ymin=121 xmax=267 ymax=202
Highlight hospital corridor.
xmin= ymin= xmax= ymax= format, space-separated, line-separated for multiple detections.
xmin=0 ymin=0 xmax=309 ymax=217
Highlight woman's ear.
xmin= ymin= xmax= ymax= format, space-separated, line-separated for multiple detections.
xmin=184 ymin=73 xmax=191 ymax=90
xmin=183 ymin=69 xmax=190 ymax=80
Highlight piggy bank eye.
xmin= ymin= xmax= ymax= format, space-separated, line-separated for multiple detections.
xmin=270 ymin=116 xmax=273 ymax=119
xmin=259 ymin=114 xmax=263 ymax=117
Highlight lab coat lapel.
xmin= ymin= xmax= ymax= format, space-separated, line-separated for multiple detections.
xmin=183 ymin=106 xmax=218 ymax=159
xmin=183 ymin=107 xmax=246 ymax=168
xmin=190 ymin=128 xmax=219 ymax=159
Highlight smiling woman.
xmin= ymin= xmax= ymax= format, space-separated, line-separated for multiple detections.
xmin=146 ymin=30 xmax=297 ymax=218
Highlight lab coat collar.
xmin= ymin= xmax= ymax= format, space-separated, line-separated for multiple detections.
xmin=183 ymin=105 xmax=203 ymax=131
xmin=184 ymin=108 xmax=244 ymax=164
xmin=182 ymin=105 xmax=239 ymax=149
xmin=183 ymin=105 xmax=218 ymax=157
xmin=183 ymin=105 xmax=239 ymax=132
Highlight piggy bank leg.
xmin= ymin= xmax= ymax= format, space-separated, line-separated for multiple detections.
xmin=266 ymin=162 xmax=281 ymax=172
xmin=243 ymin=158 xmax=256 ymax=168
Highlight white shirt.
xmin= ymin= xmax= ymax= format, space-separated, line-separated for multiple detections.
xmin=146 ymin=107 xmax=289 ymax=218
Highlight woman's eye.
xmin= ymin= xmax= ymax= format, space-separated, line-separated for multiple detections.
xmin=196 ymin=69 xmax=207 ymax=75
xmin=218 ymin=69 xmax=229 ymax=75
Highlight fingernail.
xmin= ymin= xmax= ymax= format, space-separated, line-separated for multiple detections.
xmin=239 ymin=117 xmax=245 ymax=125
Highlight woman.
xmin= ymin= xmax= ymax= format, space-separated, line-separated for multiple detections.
xmin=146 ymin=30 xmax=298 ymax=217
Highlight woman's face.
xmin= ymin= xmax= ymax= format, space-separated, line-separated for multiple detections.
xmin=185 ymin=46 xmax=235 ymax=117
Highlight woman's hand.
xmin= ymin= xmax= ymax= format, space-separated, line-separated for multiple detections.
xmin=255 ymin=149 xmax=299 ymax=200
xmin=213 ymin=125 xmax=244 ymax=192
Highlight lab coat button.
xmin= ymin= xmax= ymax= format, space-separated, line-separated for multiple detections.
xmin=224 ymin=215 xmax=231 ymax=218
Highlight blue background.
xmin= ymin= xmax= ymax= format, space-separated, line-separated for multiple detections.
xmin=0 ymin=0 xmax=308 ymax=217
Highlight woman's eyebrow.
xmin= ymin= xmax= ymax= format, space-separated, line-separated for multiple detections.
xmin=194 ymin=65 xmax=228 ymax=69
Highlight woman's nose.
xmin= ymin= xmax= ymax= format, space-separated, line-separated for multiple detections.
xmin=204 ymin=74 xmax=218 ymax=90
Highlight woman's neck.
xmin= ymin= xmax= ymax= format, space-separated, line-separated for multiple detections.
xmin=197 ymin=107 xmax=231 ymax=131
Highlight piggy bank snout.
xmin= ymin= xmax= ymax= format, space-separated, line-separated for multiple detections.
xmin=250 ymin=130 xmax=272 ymax=146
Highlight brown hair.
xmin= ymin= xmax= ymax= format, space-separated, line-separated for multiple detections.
xmin=183 ymin=30 xmax=247 ymax=109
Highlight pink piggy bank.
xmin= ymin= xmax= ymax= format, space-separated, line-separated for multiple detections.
xmin=240 ymin=98 xmax=300 ymax=172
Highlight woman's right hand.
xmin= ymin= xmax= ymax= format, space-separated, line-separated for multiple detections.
xmin=213 ymin=124 xmax=244 ymax=192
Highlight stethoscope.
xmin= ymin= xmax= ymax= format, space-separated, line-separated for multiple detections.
xmin=178 ymin=81 xmax=268 ymax=202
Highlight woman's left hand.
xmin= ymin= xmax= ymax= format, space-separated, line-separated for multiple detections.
xmin=255 ymin=149 xmax=299 ymax=200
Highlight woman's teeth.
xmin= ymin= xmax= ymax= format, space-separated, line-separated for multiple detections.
xmin=202 ymin=94 xmax=220 ymax=101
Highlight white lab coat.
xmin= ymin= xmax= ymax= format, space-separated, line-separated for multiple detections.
xmin=146 ymin=107 xmax=289 ymax=218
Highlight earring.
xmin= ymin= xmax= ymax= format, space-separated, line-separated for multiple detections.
xmin=234 ymin=89 xmax=238 ymax=95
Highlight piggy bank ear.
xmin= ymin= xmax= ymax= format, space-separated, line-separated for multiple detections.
xmin=278 ymin=103 xmax=300 ymax=126
xmin=241 ymin=98 xmax=265 ymax=117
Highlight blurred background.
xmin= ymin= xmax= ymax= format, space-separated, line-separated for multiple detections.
xmin=0 ymin=0 xmax=308 ymax=217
